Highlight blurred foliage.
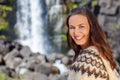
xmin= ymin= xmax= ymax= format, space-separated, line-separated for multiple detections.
xmin=0 ymin=71 xmax=17 ymax=80
xmin=0 ymin=5 xmax=13 ymax=11
xmin=0 ymin=18 xmax=9 ymax=30
xmin=80 ymin=1 xmax=88 ymax=6
xmin=114 ymin=24 xmax=120 ymax=29
xmin=0 ymin=4 xmax=14 ymax=39
xmin=91 ymin=0 xmax=98 ymax=7
xmin=67 ymin=0 xmax=98 ymax=12
xmin=0 ymin=35 xmax=6 ymax=40
xmin=59 ymin=34 xmax=67 ymax=41
xmin=71 ymin=4 xmax=78 ymax=9
xmin=0 ymin=5 xmax=13 ymax=29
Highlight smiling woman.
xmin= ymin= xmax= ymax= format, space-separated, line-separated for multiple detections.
xmin=68 ymin=14 xmax=90 ymax=49
xmin=66 ymin=6 xmax=120 ymax=80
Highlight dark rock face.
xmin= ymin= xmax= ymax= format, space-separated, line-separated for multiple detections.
xmin=97 ymin=0 xmax=120 ymax=66
xmin=0 ymin=0 xmax=9 ymax=4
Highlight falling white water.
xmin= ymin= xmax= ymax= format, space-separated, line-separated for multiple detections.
xmin=53 ymin=59 xmax=68 ymax=74
xmin=16 ymin=0 xmax=68 ymax=74
xmin=16 ymin=0 xmax=48 ymax=54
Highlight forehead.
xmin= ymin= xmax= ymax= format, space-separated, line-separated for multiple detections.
xmin=68 ymin=14 xmax=89 ymax=25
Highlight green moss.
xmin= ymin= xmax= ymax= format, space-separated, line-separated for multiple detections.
xmin=0 ymin=73 xmax=4 ymax=80
xmin=0 ymin=5 xmax=13 ymax=11
xmin=92 ymin=0 xmax=98 ymax=7
xmin=0 ymin=18 xmax=9 ymax=30
xmin=114 ymin=24 xmax=120 ymax=29
xmin=56 ymin=34 xmax=67 ymax=41
xmin=0 ymin=35 xmax=6 ymax=40
xmin=72 ymin=4 xmax=78 ymax=9
xmin=0 ymin=71 xmax=17 ymax=80
xmin=80 ymin=1 xmax=88 ymax=6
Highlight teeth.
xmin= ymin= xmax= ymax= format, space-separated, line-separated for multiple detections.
xmin=75 ymin=36 xmax=83 ymax=40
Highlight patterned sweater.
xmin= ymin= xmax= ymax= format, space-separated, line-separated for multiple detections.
xmin=68 ymin=46 xmax=119 ymax=80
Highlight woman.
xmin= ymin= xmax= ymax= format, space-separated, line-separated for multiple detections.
xmin=66 ymin=6 xmax=119 ymax=80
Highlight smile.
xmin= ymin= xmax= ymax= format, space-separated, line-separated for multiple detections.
xmin=74 ymin=35 xmax=84 ymax=41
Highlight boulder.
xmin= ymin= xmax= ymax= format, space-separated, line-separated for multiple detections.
xmin=20 ymin=46 xmax=32 ymax=58
xmin=22 ymin=71 xmax=48 ymax=80
xmin=3 ymin=49 xmax=21 ymax=69
xmin=67 ymin=49 xmax=75 ymax=57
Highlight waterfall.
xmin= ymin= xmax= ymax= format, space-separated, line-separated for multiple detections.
xmin=16 ymin=0 xmax=52 ymax=54
xmin=16 ymin=0 xmax=68 ymax=74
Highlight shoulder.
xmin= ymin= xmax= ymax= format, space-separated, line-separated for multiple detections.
xmin=83 ymin=46 xmax=99 ymax=55
xmin=70 ymin=46 xmax=109 ymax=79
xmin=73 ymin=46 xmax=103 ymax=66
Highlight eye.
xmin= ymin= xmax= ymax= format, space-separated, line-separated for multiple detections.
xmin=69 ymin=25 xmax=75 ymax=29
xmin=79 ymin=25 xmax=85 ymax=29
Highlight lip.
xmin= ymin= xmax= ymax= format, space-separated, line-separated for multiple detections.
xmin=74 ymin=35 xmax=84 ymax=41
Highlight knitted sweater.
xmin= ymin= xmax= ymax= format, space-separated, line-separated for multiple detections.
xmin=68 ymin=46 xmax=120 ymax=80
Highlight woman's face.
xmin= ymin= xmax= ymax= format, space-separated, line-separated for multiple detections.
xmin=68 ymin=14 xmax=90 ymax=49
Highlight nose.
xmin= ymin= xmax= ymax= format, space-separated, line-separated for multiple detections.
xmin=74 ymin=28 xmax=80 ymax=35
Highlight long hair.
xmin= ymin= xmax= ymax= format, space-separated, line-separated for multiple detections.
xmin=66 ymin=6 xmax=116 ymax=70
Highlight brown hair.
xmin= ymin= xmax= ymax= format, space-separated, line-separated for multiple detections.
xmin=66 ymin=6 xmax=116 ymax=70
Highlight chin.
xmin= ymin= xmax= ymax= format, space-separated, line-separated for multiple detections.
xmin=76 ymin=42 xmax=83 ymax=45
xmin=75 ymin=41 xmax=86 ymax=46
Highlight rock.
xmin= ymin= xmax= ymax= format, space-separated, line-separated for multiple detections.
xmin=20 ymin=46 xmax=32 ymax=58
xmin=106 ymin=16 xmax=117 ymax=23
xmin=99 ymin=0 xmax=111 ymax=9
xmin=50 ymin=65 xmax=60 ymax=74
xmin=61 ymin=56 xmax=70 ymax=65
xmin=49 ymin=74 xmax=58 ymax=80
xmin=17 ymin=55 xmax=41 ymax=69
xmin=0 ymin=55 xmax=3 ymax=64
xmin=49 ymin=53 xmax=64 ymax=63
xmin=0 ymin=0 xmax=9 ymax=4
xmin=18 ymin=54 xmax=60 ymax=75
xmin=32 ymin=64 xmax=52 ymax=75
xmin=3 ymin=49 xmax=21 ymax=69
xmin=22 ymin=71 xmax=49 ymax=80
xmin=0 ymin=66 xmax=17 ymax=78
xmin=97 ymin=14 xmax=106 ymax=27
xmin=37 ymin=54 xmax=48 ymax=63
xmin=0 ymin=42 xmax=9 ymax=56
xmin=4 ymin=49 xmax=19 ymax=60
xmin=99 ymin=0 xmax=120 ymax=15
xmin=29 ymin=62 xmax=60 ymax=75
xmin=104 ymin=22 xmax=116 ymax=33
xmin=67 ymin=49 xmax=75 ymax=57
xmin=117 ymin=17 xmax=120 ymax=24
xmin=71 ymin=0 xmax=82 ymax=3
xmin=49 ymin=72 xmax=68 ymax=80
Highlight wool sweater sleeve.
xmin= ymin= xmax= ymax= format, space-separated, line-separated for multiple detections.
xmin=68 ymin=46 xmax=119 ymax=80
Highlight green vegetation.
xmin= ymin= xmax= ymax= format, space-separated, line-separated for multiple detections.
xmin=0 ymin=5 xmax=12 ymax=31
xmin=114 ymin=24 xmax=120 ymax=29
xmin=80 ymin=1 xmax=88 ymax=6
xmin=0 ymin=3 xmax=15 ymax=39
xmin=92 ymin=0 xmax=98 ymax=7
xmin=0 ymin=18 xmax=9 ymax=30
xmin=0 ymin=5 xmax=13 ymax=11
xmin=59 ymin=34 xmax=67 ymax=41
xmin=0 ymin=71 xmax=17 ymax=80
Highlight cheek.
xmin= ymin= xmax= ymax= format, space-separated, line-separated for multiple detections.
xmin=69 ymin=30 xmax=73 ymax=36
xmin=84 ymin=30 xmax=90 ymax=39
xmin=69 ymin=31 xmax=75 ymax=40
xmin=85 ymin=32 xmax=90 ymax=41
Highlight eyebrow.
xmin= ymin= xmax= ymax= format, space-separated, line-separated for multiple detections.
xmin=77 ymin=23 xmax=84 ymax=26
xmin=69 ymin=23 xmax=84 ymax=26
